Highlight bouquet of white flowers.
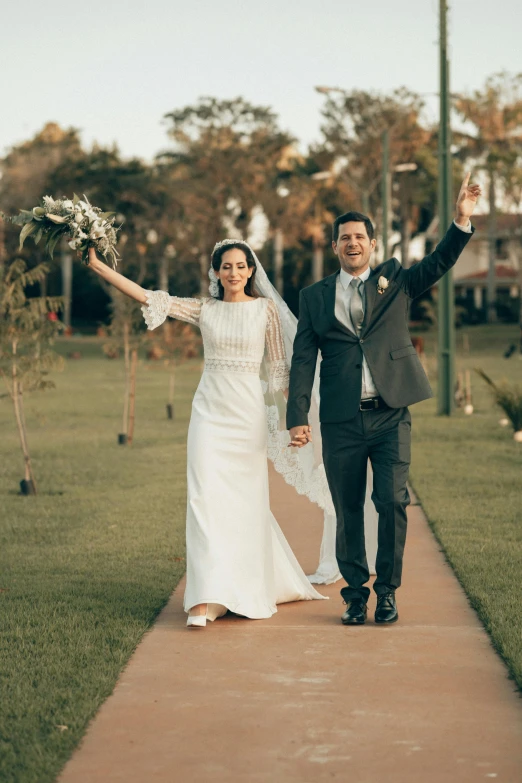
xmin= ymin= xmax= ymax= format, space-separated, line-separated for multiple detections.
xmin=4 ymin=194 xmax=120 ymax=268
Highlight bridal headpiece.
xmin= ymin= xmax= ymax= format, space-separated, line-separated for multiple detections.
xmin=212 ymin=238 xmax=249 ymax=253
xmin=208 ymin=239 xmax=257 ymax=298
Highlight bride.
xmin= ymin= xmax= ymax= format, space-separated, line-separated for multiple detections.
xmin=87 ymin=239 xmax=378 ymax=627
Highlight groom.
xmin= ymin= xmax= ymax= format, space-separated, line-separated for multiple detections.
xmin=287 ymin=174 xmax=481 ymax=625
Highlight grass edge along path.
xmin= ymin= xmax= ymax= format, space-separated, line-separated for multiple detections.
xmin=0 ymin=346 xmax=201 ymax=783
xmin=410 ymin=324 xmax=522 ymax=692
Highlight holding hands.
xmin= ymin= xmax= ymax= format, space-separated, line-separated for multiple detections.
xmin=289 ymin=425 xmax=312 ymax=448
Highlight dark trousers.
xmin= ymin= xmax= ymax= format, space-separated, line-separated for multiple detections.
xmin=321 ymin=406 xmax=411 ymax=603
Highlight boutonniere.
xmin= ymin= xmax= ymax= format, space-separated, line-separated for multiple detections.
xmin=377 ymin=276 xmax=389 ymax=295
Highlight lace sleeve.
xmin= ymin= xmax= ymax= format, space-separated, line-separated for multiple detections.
xmin=265 ymin=299 xmax=290 ymax=393
xmin=141 ymin=291 xmax=204 ymax=330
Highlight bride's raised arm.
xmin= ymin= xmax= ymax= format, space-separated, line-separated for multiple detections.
xmin=88 ymin=246 xmax=148 ymax=303
xmin=87 ymin=246 xmax=204 ymax=330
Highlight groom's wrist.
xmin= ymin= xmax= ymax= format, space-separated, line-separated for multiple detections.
xmin=454 ymin=213 xmax=471 ymax=228
xmin=287 ymin=418 xmax=309 ymax=430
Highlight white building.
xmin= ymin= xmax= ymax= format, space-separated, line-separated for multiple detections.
xmin=406 ymin=214 xmax=521 ymax=316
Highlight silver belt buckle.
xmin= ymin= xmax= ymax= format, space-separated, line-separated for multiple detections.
xmin=360 ymin=397 xmax=379 ymax=411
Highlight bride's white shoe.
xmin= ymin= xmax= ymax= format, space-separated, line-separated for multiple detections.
xmin=187 ymin=603 xmax=208 ymax=628
xmin=186 ymin=614 xmax=207 ymax=628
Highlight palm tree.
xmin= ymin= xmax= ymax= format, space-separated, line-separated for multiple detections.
xmin=454 ymin=72 xmax=522 ymax=322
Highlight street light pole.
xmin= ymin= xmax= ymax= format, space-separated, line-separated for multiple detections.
xmin=486 ymin=169 xmax=498 ymax=323
xmin=381 ymin=129 xmax=390 ymax=260
xmin=61 ymin=238 xmax=73 ymax=335
xmin=437 ymin=0 xmax=455 ymax=415
xmin=310 ymin=170 xmax=330 ymax=282
xmin=274 ymin=227 xmax=284 ymax=295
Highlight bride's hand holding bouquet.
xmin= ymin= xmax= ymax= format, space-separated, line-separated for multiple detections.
xmin=4 ymin=194 xmax=147 ymax=303
xmin=4 ymin=193 xmax=120 ymax=268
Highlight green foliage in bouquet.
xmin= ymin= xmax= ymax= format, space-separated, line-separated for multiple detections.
xmin=476 ymin=368 xmax=522 ymax=432
xmin=2 ymin=194 xmax=120 ymax=268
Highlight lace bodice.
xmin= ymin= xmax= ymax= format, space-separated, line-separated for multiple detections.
xmin=142 ymin=292 xmax=289 ymax=392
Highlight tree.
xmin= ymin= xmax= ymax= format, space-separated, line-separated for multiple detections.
xmin=0 ymin=123 xmax=82 ymax=219
xmin=50 ymin=145 xmax=164 ymax=278
xmin=317 ymin=88 xmax=438 ymax=261
xmin=0 ymin=259 xmax=63 ymax=494
xmin=54 ymin=146 xmax=176 ymax=440
xmin=0 ymin=123 xmax=83 ymax=307
xmin=160 ymin=97 xmax=296 ymax=292
xmin=103 ymin=291 xmax=147 ymax=446
xmin=454 ymin=72 xmax=522 ymax=322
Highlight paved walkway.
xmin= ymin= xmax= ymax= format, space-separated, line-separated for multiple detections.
xmin=59 ymin=466 xmax=522 ymax=783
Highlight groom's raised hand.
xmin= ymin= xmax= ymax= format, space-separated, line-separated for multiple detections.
xmin=288 ymin=425 xmax=312 ymax=448
xmin=455 ymin=172 xmax=482 ymax=226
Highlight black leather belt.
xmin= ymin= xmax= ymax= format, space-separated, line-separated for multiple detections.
xmin=359 ymin=396 xmax=387 ymax=411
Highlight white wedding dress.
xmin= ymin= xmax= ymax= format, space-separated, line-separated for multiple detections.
xmin=142 ymin=292 xmax=326 ymax=620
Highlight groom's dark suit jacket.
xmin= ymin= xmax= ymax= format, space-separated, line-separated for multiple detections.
xmin=287 ymin=223 xmax=474 ymax=428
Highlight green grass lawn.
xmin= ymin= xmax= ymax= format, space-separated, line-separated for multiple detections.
xmin=409 ymin=323 xmax=522 ymax=690
xmin=0 ymin=325 xmax=521 ymax=783
xmin=0 ymin=341 xmax=201 ymax=783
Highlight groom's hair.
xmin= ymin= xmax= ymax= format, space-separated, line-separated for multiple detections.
xmin=333 ymin=211 xmax=374 ymax=243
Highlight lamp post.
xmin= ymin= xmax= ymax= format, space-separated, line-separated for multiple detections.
xmin=61 ymin=237 xmax=73 ymax=336
xmin=394 ymin=162 xmax=418 ymax=267
xmin=381 ymin=129 xmax=390 ymax=260
xmin=273 ymin=228 xmax=284 ymax=294
xmin=273 ymin=185 xmax=289 ymax=295
xmin=437 ymin=0 xmax=455 ymax=415
xmin=310 ymin=170 xmax=330 ymax=282
xmin=161 ymin=243 xmax=176 ymax=292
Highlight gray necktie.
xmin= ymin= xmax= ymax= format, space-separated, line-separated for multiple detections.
xmin=349 ymin=278 xmax=365 ymax=334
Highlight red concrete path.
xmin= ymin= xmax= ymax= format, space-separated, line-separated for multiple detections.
xmin=59 ymin=466 xmax=522 ymax=783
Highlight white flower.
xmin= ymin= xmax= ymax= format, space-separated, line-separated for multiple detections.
xmin=31 ymin=194 xmax=120 ymax=269
xmin=378 ymin=276 xmax=389 ymax=290
xmin=90 ymin=222 xmax=105 ymax=239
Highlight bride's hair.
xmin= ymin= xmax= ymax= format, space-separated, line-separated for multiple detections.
xmin=210 ymin=241 xmax=260 ymax=300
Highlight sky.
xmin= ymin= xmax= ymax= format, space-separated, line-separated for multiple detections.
xmin=1 ymin=0 xmax=520 ymax=161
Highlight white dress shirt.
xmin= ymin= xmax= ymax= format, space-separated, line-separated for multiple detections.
xmin=454 ymin=219 xmax=473 ymax=234
xmin=335 ymin=266 xmax=378 ymax=399
xmin=333 ymin=220 xmax=472 ymax=401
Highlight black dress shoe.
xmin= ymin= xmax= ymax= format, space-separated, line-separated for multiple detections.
xmin=375 ymin=592 xmax=398 ymax=624
xmin=341 ymin=600 xmax=367 ymax=625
